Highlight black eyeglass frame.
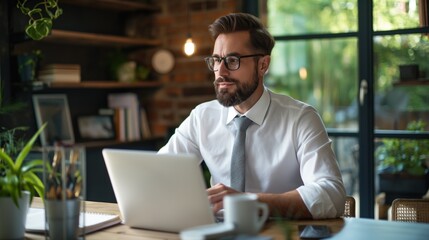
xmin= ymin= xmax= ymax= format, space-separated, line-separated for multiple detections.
xmin=204 ymin=54 xmax=265 ymax=71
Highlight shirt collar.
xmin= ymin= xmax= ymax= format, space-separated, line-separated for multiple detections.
xmin=226 ymin=88 xmax=271 ymax=126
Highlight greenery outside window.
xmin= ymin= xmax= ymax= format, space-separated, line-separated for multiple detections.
xmin=265 ymin=0 xmax=429 ymax=217
xmin=267 ymin=39 xmax=358 ymax=128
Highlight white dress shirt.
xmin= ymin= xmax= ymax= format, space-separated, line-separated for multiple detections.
xmin=158 ymin=87 xmax=346 ymax=218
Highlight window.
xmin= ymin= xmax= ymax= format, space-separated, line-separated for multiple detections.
xmin=264 ymin=0 xmax=429 ymax=218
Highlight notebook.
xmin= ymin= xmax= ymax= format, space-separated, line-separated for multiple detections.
xmin=25 ymin=207 xmax=121 ymax=234
xmin=102 ymin=148 xmax=216 ymax=233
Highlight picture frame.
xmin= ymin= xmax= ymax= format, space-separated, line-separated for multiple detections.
xmin=77 ymin=115 xmax=116 ymax=141
xmin=32 ymin=94 xmax=75 ymax=146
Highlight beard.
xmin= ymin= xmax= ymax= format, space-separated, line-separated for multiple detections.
xmin=214 ymin=69 xmax=259 ymax=107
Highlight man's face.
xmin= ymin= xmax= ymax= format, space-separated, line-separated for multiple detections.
xmin=212 ymin=32 xmax=261 ymax=107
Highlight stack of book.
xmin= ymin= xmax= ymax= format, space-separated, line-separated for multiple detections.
xmin=107 ymin=92 xmax=146 ymax=142
xmin=38 ymin=64 xmax=81 ymax=83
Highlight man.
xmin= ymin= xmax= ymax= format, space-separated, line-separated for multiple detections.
xmin=159 ymin=13 xmax=346 ymax=219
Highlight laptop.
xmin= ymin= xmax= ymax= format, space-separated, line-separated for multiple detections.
xmin=102 ymin=148 xmax=216 ymax=233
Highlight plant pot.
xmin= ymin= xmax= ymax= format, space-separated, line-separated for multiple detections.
xmin=398 ymin=64 xmax=419 ymax=81
xmin=0 ymin=191 xmax=30 ymax=240
xmin=45 ymin=199 xmax=81 ymax=240
xmin=378 ymin=172 xmax=429 ymax=204
xmin=17 ymin=53 xmax=39 ymax=82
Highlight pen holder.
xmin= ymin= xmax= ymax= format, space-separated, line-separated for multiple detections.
xmin=42 ymin=146 xmax=86 ymax=240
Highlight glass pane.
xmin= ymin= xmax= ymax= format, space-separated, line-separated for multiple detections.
xmin=265 ymin=39 xmax=358 ymax=129
xmin=267 ymin=0 xmax=358 ymax=35
xmin=375 ymin=137 xmax=429 ymax=219
xmin=332 ymin=137 xmax=359 ymax=195
xmin=373 ymin=0 xmax=422 ymax=31
xmin=374 ymin=34 xmax=429 ymax=130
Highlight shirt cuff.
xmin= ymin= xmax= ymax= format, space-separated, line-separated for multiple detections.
xmin=297 ymin=183 xmax=339 ymax=219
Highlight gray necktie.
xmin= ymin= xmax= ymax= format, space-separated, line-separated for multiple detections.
xmin=230 ymin=116 xmax=253 ymax=191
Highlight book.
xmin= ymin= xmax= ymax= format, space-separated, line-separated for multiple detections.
xmin=140 ymin=107 xmax=151 ymax=139
xmin=114 ymin=107 xmax=127 ymax=141
xmin=26 ymin=207 xmax=121 ymax=235
xmin=107 ymin=93 xmax=141 ymax=141
xmin=38 ymin=73 xmax=81 ymax=83
xmin=41 ymin=64 xmax=81 ymax=71
xmin=38 ymin=64 xmax=81 ymax=83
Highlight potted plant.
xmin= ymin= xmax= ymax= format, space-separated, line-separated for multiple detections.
xmin=0 ymin=123 xmax=47 ymax=239
xmin=16 ymin=0 xmax=62 ymax=40
xmin=376 ymin=120 xmax=429 ymax=204
xmin=17 ymin=49 xmax=42 ymax=82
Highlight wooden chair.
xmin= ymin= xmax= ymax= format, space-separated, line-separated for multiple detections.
xmin=343 ymin=196 xmax=356 ymax=217
xmin=391 ymin=198 xmax=429 ymax=223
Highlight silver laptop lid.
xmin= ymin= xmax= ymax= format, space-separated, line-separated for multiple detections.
xmin=102 ymin=148 xmax=215 ymax=232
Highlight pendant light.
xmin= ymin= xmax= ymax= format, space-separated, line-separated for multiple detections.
xmin=184 ymin=0 xmax=195 ymax=56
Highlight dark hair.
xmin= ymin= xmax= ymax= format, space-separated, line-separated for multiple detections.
xmin=208 ymin=13 xmax=275 ymax=55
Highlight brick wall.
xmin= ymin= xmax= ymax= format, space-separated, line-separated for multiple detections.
xmin=138 ymin=0 xmax=240 ymax=137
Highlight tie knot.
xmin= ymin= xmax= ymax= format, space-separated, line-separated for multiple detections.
xmin=234 ymin=116 xmax=253 ymax=131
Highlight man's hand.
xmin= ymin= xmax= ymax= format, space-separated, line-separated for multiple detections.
xmin=207 ymin=184 xmax=313 ymax=219
xmin=207 ymin=183 xmax=240 ymax=213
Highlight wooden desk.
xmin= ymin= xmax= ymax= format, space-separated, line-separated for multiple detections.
xmin=26 ymin=198 xmax=344 ymax=240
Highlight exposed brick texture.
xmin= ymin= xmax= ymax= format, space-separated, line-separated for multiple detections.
xmin=135 ymin=0 xmax=239 ymax=137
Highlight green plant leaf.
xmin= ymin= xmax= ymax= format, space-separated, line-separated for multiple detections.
xmin=0 ymin=149 xmax=15 ymax=169
xmin=25 ymin=24 xmax=45 ymax=41
xmin=0 ymin=102 xmax=27 ymax=115
xmin=17 ymin=0 xmax=62 ymax=41
xmin=5 ymin=173 xmax=21 ymax=207
xmin=27 ymin=8 xmax=42 ymax=17
xmin=25 ymin=18 xmax=52 ymax=40
xmin=23 ymin=171 xmax=45 ymax=200
xmin=54 ymin=8 xmax=63 ymax=18
xmin=0 ymin=123 xmax=47 ymax=207
xmin=17 ymin=2 xmax=31 ymax=15
xmin=377 ymin=120 xmax=429 ymax=175
xmin=46 ymin=0 xmax=57 ymax=8
xmin=21 ymin=159 xmax=44 ymax=173
xmin=14 ymin=123 xmax=47 ymax=173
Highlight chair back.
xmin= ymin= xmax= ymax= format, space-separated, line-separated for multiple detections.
xmin=343 ymin=196 xmax=356 ymax=217
xmin=391 ymin=198 xmax=429 ymax=223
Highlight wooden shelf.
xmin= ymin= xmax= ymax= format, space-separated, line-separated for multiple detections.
xmin=16 ymin=81 xmax=162 ymax=90
xmin=62 ymin=0 xmax=160 ymax=12
xmin=46 ymin=81 xmax=162 ymax=89
xmin=42 ymin=30 xmax=160 ymax=47
xmin=32 ymin=136 xmax=165 ymax=149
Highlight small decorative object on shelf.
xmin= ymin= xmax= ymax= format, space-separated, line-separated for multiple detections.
xmin=17 ymin=49 xmax=42 ymax=82
xmin=117 ymin=61 xmax=137 ymax=82
xmin=151 ymin=49 xmax=175 ymax=74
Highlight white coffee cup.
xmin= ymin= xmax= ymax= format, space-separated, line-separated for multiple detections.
xmin=223 ymin=193 xmax=269 ymax=235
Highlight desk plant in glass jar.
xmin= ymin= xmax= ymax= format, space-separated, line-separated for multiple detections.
xmin=376 ymin=120 xmax=429 ymax=204
xmin=0 ymin=123 xmax=46 ymax=239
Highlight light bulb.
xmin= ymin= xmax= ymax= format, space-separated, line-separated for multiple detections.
xmin=184 ymin=38 xmax=195 ymax=56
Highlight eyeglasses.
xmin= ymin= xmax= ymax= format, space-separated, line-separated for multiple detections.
xmin=204 ymin=54 xmax=265 ymax=71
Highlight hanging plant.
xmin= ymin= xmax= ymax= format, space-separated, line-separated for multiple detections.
xmin=16 ymin=0 xmax=63 ymax=40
